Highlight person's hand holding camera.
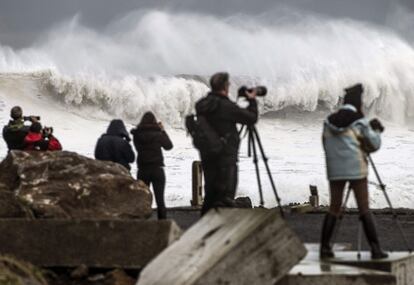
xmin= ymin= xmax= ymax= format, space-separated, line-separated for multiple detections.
xmin=369 ymin=118 xmax=384 ymax=133
xmin=245 ymin=89 xmax=257 ymax=100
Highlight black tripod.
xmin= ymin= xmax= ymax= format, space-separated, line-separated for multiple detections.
xmin=240 ymin=125 xmax=284 ymax=217
xmin=332 ymin=154 xmax=412 ymax=255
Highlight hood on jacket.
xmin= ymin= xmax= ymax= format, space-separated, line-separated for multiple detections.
xmin=195 ymin=92 xmax=222 ymax=115
xmin=131 ymin=123 xmax=161 ymax=144
xmin=106 ymin=119 xmax=130 ymax=141
xmin=325 ymin=104 xmax=364 ymax=134
xmin=344 ymin=83 xmax=363 ymax=111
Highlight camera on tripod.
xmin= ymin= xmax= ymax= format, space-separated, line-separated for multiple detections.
xmin=238 ymin=86 xmax=267 ymax=98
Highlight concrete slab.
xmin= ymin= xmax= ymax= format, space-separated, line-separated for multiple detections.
xmin=330 ymin=252 xmax=414 ymax=285
xmin=278 ymin=259 xmax=396 ymax=285
xmin=305 ymin=243 xmax=352 ymax=251
xmin=137 ymin=208 xmax=307 ymax=285
xmin=0 ymin=219 xmax=181 ymax=268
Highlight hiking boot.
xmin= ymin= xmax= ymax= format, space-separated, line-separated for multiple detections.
xmin=360 ymin=212 xmax=388 ymax=259
xmin=320 ymin=213 xmax=337 ymax=259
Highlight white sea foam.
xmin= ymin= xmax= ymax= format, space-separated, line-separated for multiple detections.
xmin=1 ymin=10 xmax=414 ymax=122
xmin=1 ymin=10 xmax=414 ymax=208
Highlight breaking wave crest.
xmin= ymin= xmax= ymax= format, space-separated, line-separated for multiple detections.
xmin=1 ymin=10 xmax=414 ymax=124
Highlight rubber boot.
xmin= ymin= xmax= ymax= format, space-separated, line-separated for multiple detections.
xmin=360 ymin=212 xmax=388 ymax=259
xmin=320 ymin=213 xmax=337 ymax=259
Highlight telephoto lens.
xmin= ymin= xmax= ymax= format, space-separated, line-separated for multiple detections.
xmin=254 ymin=86 xmax=267 ymax=97
xmin=238 ymin=86 xmax=267 ymax=98
xmin=23 ymin=116 xmax=41 ymax=121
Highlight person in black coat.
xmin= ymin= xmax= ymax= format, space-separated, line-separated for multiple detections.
xmin=131 ymin=112 xmax=173 ymax=219
xmin=95 ymin=119 xmax=135 ymax=170
xmin=195 ymin=72 xmax=258 ymax=215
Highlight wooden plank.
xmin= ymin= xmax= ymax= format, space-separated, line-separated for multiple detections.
xmin=0 ymin=219 xmax=181 ymax=268
xmin=138 ymin=208 xmax=307 ymax=285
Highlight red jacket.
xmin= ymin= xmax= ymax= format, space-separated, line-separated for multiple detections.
xmin=24 ymin=132 xmax=62 ymax=151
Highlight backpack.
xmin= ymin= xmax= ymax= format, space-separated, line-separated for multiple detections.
xmin=185 ymin=114 xmax=225 ymax=157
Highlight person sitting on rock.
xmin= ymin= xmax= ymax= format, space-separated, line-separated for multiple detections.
xmin=94 ymin=119 xmax=135 ymax=170
xmin=24 ymin=122 xmax=62 ymax=151
xmin=2 ymin=106 xmax=31 ymax=151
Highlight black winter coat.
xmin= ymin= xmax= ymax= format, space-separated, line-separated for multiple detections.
xmin=131 ymin=124 xmax=173 ymax=168
xmin=2 ymin=119 xmax=29 ymax=151
xmin=195 ymin=92 xmax=258 ymax=164
xmin=94 ymin=120 xmax=135 ymax=170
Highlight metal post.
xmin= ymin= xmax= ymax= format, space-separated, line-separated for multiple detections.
xmin=191 ymin=161 xmax=203 ymax=207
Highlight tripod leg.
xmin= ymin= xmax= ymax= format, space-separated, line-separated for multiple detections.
xmin=252 ymin=127 xmax=284 ymax=217
xmin=249 ymin=128 xmax=264 ymax=207
xmin=368 ymin=155 xmax=412 ymax=252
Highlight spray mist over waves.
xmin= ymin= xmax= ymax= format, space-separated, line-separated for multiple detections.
xmin=1 ymin=10 xmax=414 ymax=124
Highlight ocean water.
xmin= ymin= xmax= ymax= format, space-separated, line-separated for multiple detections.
xmin=1 ymin=10 xmax=414 ymax=208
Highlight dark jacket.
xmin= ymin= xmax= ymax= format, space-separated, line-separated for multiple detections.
xmin=95 ymin=120 xmax=135 ymax=170
xmin=131 ymin=124 xmax=173 ymax=168
xmin=195 ymin=92 xmax=258 ymax=164
xmin=2 ymin=119 xmax=29 ymax=150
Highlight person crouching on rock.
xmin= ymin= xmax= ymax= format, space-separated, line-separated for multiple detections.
xmin=131 ymin=112 xmax=173 ymax=220
xmin=24 ymin=122 xmax=62 ymax=151
xmin=94 ymin=119 xmax=135 ymax=170
xmin=320 ymin=83 xmax=387 ymax=260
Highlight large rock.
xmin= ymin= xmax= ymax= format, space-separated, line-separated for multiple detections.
xmin=0 ymin=254 xmax=48 ymax=285
xmin=0 ymin=151 xmax=152 ymax=219
xmin=0 ymin=190 xmax=30 ymax=218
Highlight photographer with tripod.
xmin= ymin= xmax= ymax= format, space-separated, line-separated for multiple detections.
xmin=194 ymin=72 xmax=258 ymax=215
xmin=321 ymin=83 xmax=387 ymax=260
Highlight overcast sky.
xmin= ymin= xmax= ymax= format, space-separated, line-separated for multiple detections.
xmin=0 ymin=0 xmax=413 ymax=48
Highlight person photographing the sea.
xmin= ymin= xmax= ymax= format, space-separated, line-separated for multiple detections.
xmin=320 ymin=83 xmax=388 ymax=259
xmin=131 ymin=112 xmax=173 ymax=220
xmin=194 ymin=72 xmax=258 ymax=215
xmin=2 ymin=106 xmax=39 ymax=151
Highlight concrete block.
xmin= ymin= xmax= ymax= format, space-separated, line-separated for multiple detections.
xmin=305 ymin=243 xmax=352 ymax=251
xmin=279 ymin=260 xmax=396 ymax=285
xmin=138 ymin=208 xmax=307 ymax=285
xmin=0 ymin=219 xmax=181 ymax=268
xmin=331 ymin=252 xmax=414 ymax=285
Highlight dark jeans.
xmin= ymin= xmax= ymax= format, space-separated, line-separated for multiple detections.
xmin=329 ymin=178 xmax=369 ymax=216
xmin=138 ymin=167 xmax=167 ymax=219
xmin=201 ymin=161 xmax=238 ymax=216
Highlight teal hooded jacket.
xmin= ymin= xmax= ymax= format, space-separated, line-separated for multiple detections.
xmin=322 ymin=105 xmax=381 ymax=181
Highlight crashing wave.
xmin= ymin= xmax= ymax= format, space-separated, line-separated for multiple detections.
xmin=1 ymin=10 xmax=414 ymax=123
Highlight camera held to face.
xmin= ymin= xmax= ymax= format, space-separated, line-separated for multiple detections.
xmin=23 ymin=116 xmax=41 ymax=122
xmin=238 ymin=86 xmax=267 ymax=98
xmin=42 ymin=126 xmax=54 ymax=137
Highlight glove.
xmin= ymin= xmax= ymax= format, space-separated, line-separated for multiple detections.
xmin=369 ymin=118 xmax=384 ymax=133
